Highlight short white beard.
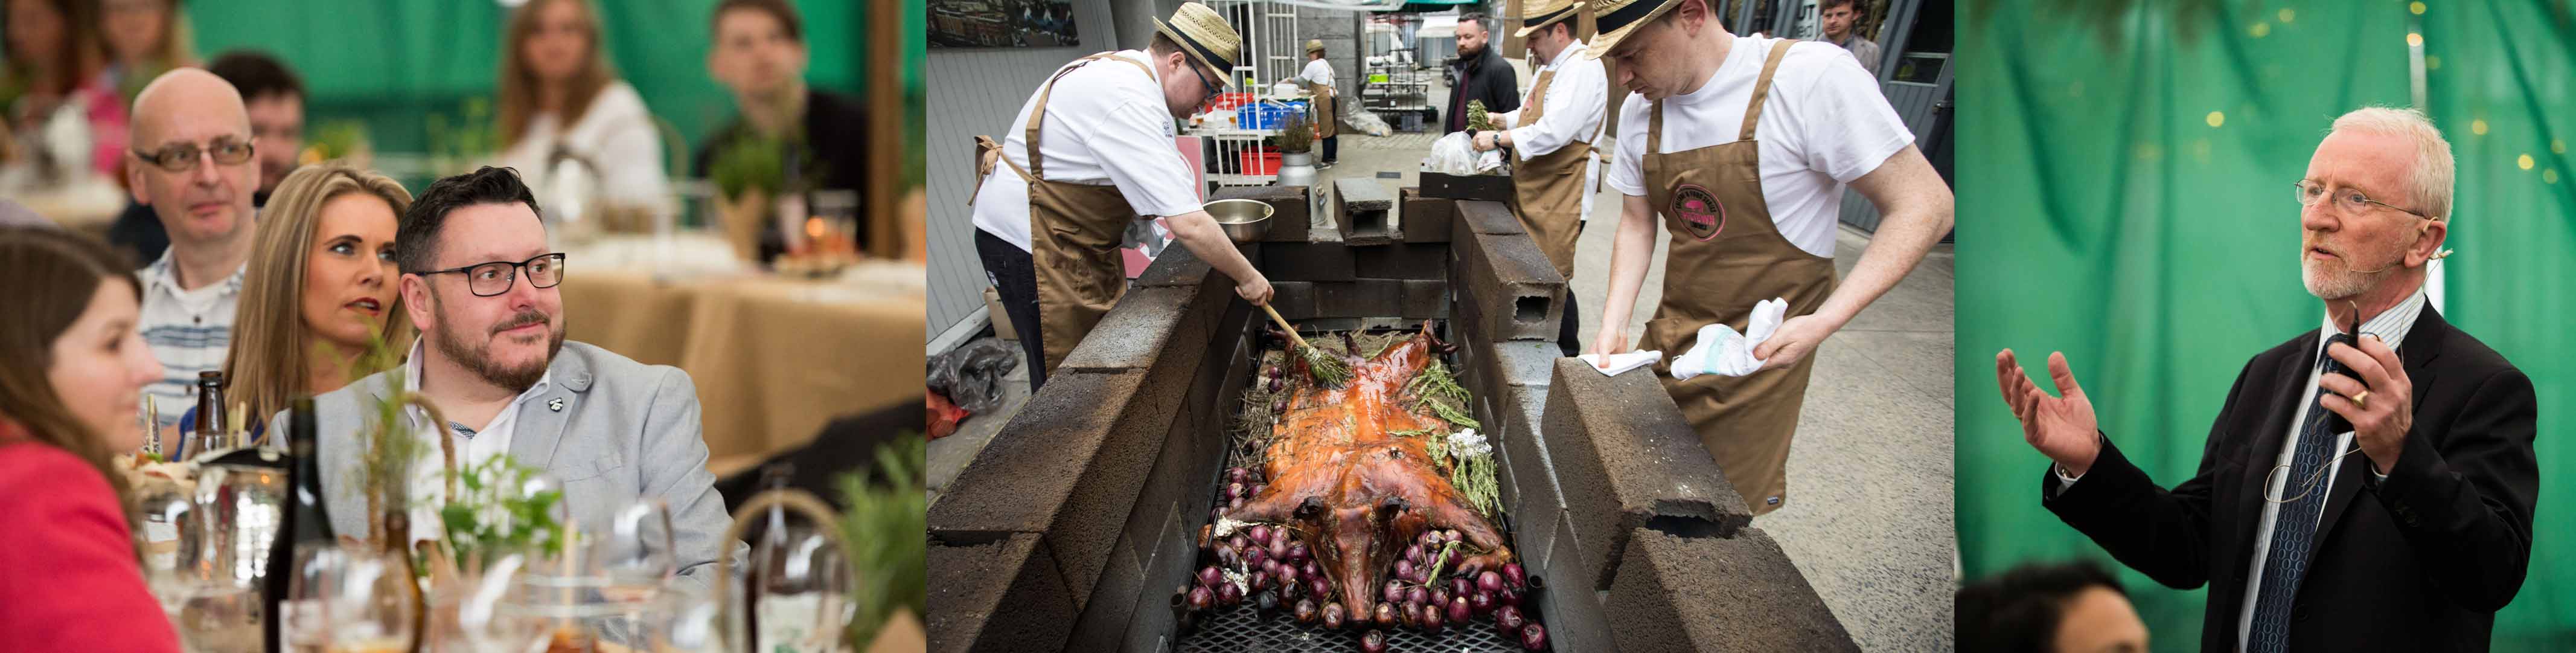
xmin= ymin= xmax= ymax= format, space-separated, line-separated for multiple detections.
xmin=2301 ymin=256 xmax=2379 ymax=300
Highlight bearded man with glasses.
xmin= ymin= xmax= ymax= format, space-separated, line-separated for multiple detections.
xmin=1995 ymin=107 xmax=2539 ymax=652
xmin=126 ymin=68 xmax=263 ymax=430
xmin=288 ymin=166 xmax=741 ymax=586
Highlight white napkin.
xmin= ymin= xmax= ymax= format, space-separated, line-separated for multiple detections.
xmin=1575 ymin=351 xmax=1663 ymax=377
xmin=1672 ymin=298 xmax=1789 ymax=379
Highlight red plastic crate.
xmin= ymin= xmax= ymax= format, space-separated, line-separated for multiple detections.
xmin=1208 ymin=92 xmax=1254 ymax=111
xmin=1236 ymin=149 xmax=1280 ymax=175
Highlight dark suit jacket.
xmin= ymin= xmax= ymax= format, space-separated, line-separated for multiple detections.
xmin=1444 ymin=47 xmax=1520 ymax=133
xmin=2042 ymin=304 xmax=2538 ymax=652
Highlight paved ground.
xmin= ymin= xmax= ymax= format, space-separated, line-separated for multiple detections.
xmin=928 ymin=113 xmax=1957 ymax=652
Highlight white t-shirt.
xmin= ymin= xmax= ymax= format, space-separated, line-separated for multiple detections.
xmin=1297 ymin=58 xmax=1335 ymax=88
xmin=970 ymin=50 xmax=1204 ymax=253
xmin=1606 ymin=35 xmax=1911 ymax=257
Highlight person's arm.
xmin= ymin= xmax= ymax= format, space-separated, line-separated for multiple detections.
xmin=1085 ymin=100 xmax=1274 ymax=305
xmin=2368 ymin=365 xmax=2539 ymax=611
xmin=0 ymin=450 xmax=182 ymax=652
xmin=1163 ymin=211 xmax=1273 ymax=305
xmin=1587 ymin=193 xmax=1656 ymax=358
xmin=1750 ymin=143 xmax=1951 ymax=369
xmin=638 ymin=367 xmax=745 ymax=588
xmin=590 ymin=90 xmax=679 ymax=219
xmin=2004 ymin=350 xmax=2252 ymax=590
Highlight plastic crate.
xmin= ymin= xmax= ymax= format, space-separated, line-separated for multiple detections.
xmin=1238 ymin=149 xmax=1281 ymax=175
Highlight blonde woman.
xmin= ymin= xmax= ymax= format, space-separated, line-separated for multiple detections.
xmin=173 ymin=164 xmax=413 ymax=454
xmin=97 ymin=0 xmax=195 ymax=103
xmin=493 ymin=0 xmax=674 ymax=223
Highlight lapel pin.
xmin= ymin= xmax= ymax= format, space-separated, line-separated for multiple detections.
xmin=548 ymin=397 xmax=566 ymax=412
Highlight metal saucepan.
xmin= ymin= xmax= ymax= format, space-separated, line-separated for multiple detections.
xmin=1204 ymin=199 xmax=1274 ymax=243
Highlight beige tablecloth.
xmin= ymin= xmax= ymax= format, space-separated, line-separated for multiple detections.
xmin=559 ymin=269 xmax=924 ymax=477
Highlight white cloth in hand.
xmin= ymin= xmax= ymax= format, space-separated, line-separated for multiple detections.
xmin=1671 ymin=298 xmax=1788 ymax=379
xmin=1576 ymin=351 xmax=1663 ymax=376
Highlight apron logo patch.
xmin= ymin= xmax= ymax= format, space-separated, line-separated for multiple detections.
xmin=1670 ymin=184 xmax=1725 ymax=241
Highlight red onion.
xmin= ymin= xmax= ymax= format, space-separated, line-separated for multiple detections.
xmin=1245 ymin=546 xmax=1269 ymax=570
xmin=1277 ymin=565 xmax=1299 ymax=588
xmin=1495 ymin=588 xmax=1520 ymax=608
xmin=1374 ymin=603 xmax=1400 ymax=628
xmin=1382 ymin=581 xmax=1405 ymax=605
xmin=1228 ymin=467 xmax=1250 ymax=485
xmin=1503 ymin=562 xmax=1527 ymax=590
xmin=1520 ymin=623 xmax=1547 ymax=650
xmin=1248 ymin=524 xmax=1271 ymax=545
xmin=1197 ymin=565 xmax=1222 ymax=589
xmin=1219 ymin=583 xmax=1242 ymax=606
xmin=1251 ymin=570 xmax=1269 ymax=591
xmin=1471 ymin=591 xmax=1495 ymax=614
xmin=1446 ymin=596 xmax=1472 ymax=624
xmin=1405 ymin=544 xmax=1425 ymax=565
xmin=1225 ymin=482 xmax=1245 ymax=501
xmin=1494 ymin=605 xmax=1525 ymax=634
xmin=1450 ymin=577 xmax=1472 ymax=598
xmin=1290 ymin=542 xmax=1311 ymax=563
xmin=1421 ymin=605 xmax=1445 ymax=635
xmin=1309 ymin=577 xmax=1332 ymax=599
xmin=1250 ymin=483 xmax=1267 ymax=497
xmin=1360 ymin=629 xmax=1388 ymax=653
xmin=1405 ymin=586 xmax=1428 ymax=606
xmin=1215 ymin=544 xmax=1238 ymax=567
xmin=1478 ymin=571 xmax=1505 ymax=594
xmin=1294 ymin=597 xmax=1318 ymax=623
xmin=1393 ymin=559 xmax=1416 ymax=582
xmin=1187 ymin=586 xmax=1213 ymax=610
xmin=1322 ymin=602 xmax=1347 ymax=629
xmin=1268 ymin=538 xmax=1290 ymax=562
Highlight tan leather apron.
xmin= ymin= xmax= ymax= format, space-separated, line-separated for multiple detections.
xmin=1306 ymin=77 xmax=1338 ymax=139
xmin=974 ymin=53 xmax=1157 ymax=377
xmin=1507 ymin=66 xmax=1602 ymax=280
xmin=1637 ymin=40 xmax=1836 ymax=515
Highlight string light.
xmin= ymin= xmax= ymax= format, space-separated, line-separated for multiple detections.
xmin=2207 ymin=111 xmax=2226 ymax=128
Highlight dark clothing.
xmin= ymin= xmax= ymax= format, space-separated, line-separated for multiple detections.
xmin=105 ymin=202 xmax=168 ymax=269
xmin=1444 ymin=47 xmax=1521 ymax=133
xmin=976 ymin=228 xmax=1047 ymax=393
xmin=1321 ymin=135 xmax=1338 ymax=164
xmin=2042 ymin=304 xmax=2537 ymax=652
xmin=694 ymin=88 xmax=873 ymax=249
xmin=712 ymin=397 xmax=924 ymax=514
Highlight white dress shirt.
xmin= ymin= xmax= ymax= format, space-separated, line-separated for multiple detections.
xmin=2053 ymin=285 xmax=2426 ymax=651
xmin=970 ymin=50 xmax=1205 ymax=253
xmin=1606 ymin=35 xmax=1912 ymax=258
xmin=397 ymin=338 xmax=556 ymax=541
xmin=1492 ymin=42 xmax=1609 ymax=223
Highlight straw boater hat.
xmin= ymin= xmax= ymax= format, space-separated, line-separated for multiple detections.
xmin=1305 ymin=38 xmax=1326 ymax=56
xmin=1514 ymin=0 xmax=1587 ymax=39
xmin=1583 ymin=0 xmax=1688 ymax=59
xmin=1153 ymin=2 xmax=1242 ymax=84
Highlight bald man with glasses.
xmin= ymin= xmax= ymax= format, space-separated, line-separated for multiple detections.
xmin=125 ymin=68 xmax=262 ymax=431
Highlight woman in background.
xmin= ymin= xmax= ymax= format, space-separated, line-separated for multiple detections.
xmin=493 ymin=0 xmax=675 ymax=225
xmin=175 ymin=164 xmax=414 ymax=453
xmin=2 ymin=0 xmax=120 ymax=176
xmin=0 ymin=227 xmax=181 ymax=652
xmin=96 ymin=0 xmax=193 ymax=103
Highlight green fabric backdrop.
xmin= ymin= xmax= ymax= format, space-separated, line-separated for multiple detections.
xmin=1959 ymin=1 xmax=2572 ymax=649
xmin=180 ymin=0 xmax=922 ymax=185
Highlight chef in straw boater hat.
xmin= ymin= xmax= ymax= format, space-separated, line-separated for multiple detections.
xmin=1281 ymin=37 xmax=1340 ymax=168
xmin=968 ymin=2 xmax=1273 ymax=392
xmin=1469 ymin=0 xmax=1610 ymax=356
xmin=1580 ymin=0 xmax=1954 ymax=513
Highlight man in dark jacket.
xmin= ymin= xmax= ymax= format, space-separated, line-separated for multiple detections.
xmin=1443 ymin=14 xmax=1520 ymax=133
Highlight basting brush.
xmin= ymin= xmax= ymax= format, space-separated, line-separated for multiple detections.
xmin=1259 ymin=304 xmax=1352 ymax=388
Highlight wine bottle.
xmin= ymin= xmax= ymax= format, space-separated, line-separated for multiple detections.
xmin=191 ymin=372 xmax=227 ymax=460
xmin=383 ymin=510 xmax=424 ymax=653
xmin=266 ymin=396 xmax=333 ymax=653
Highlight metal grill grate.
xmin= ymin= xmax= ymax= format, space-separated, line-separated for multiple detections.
xmin=1177 ymin=603 xmax=1521 ymax=652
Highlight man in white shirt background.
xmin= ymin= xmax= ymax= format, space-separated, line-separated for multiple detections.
xmin=968 ymin=2 xmax=1274 ymax=392
xmin=1283 ymin=39 xmax=1338 ymax=169
xmin=1472 ymin=0 xmax=1607 ymax=356
xmin=1586 ymin=0 xmax=1952 ymax=512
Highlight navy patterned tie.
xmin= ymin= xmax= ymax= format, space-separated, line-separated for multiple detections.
xmin=2246 ymin=355 xmax=2348 ymax=652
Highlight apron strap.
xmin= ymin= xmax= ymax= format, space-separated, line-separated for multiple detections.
xmin=1648 ymin=98 xmax=1663 ymax=154
xmin=1738 ymin=39 xmax=1798 ymax=142
xmin=1517 ymin=68 xmax=1556 ymax=127
xmin=1024 ymin=52 xmax=1156 ymax=181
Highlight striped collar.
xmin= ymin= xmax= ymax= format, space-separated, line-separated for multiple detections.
xmin=140 ymin=246 xmax=247 ymax=299
xmin=2318 ymin=283 xmax=2428 ymax=359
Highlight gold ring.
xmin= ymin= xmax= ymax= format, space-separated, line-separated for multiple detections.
xmin=2351 ymin=390 xmax=2370 ymax=408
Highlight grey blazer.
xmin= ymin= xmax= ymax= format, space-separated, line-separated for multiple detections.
xmin=291 ymin=340 xmax=741 ymax=582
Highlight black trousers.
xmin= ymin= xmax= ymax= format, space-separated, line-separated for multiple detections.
xmin=1322 ymin=135 xmax=1339 ymax=163
xmin=1557 ymin=220 xmax=1588 ymax=357
xmin=976 ymin=229 xmax=1049 ymax=393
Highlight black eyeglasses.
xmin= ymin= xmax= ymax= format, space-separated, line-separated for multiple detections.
xmin=1187 ymin=63 xmax=1224 ymax=101
xmin=411 ymin=253 xmax=566 ymax=297
xmin=132 ymin=138 xmax=255 ymax=173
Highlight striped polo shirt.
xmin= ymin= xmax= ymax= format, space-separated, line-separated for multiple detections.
xmin=138 ymin=248 xmax=246 ymax=432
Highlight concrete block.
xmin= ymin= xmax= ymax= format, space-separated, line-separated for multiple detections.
xmin=1063 ymin=536 xmax=1148 ymax=652
xmin=1212 ymin=185 xmax=1311 ymax=242
xmin=1268 ymin=281 xmax=1318 ymax=321
xmin=1605 ymin=528 xmax=1861 ymax=653
xmin=1258 ymin=239 xmax=1357 ymax=282
xmin=1351 ymin=243 xmax=1449 ymax=280
xmin=928 ymin=370 xmax=1144 ymax=538
xmin=1397 ymin=187 xmax=1454 ymax=243
xmin=1398 ymin=279 xmax=1449 ymax=320
xmin=1451 ymin=221 xmax=1566 ymax=342
xmin=1334 ymin=178 xmax=1397 ymax=246
xmin=1056 ymin=285 xmax=1216 ymax=374
xmin=1133 ymin=240 xmax=1260 ymax=289
xmin=1455 ymin=199 xmax=1524 ymax=235
xmin=1542 ymin=358 xmax=1753 ymax=591
xmin=1313 ymin=279 xmax=1404 ymax=318
xmin=927 ymin=533 xmax=1075 ymax=653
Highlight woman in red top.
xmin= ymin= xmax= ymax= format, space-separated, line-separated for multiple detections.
xmin=0 ymin=226 xmax=179 ymax=652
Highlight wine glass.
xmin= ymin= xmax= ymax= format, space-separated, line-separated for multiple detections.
xmin=437 ymin=551 xmax=550 ymax=653
xmin=135 ymin=472 xmax=266 ymax=653
xmin=747 ymin=524 xmax=854 ymax=653
xmin=281 ymin=544 xmax=417 ymax=653
xmin=596 ymin=498 xmax=679 ymax=603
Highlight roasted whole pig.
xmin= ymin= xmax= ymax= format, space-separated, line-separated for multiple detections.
xmin=1219 ymin=321 xmax=1514 ymax=621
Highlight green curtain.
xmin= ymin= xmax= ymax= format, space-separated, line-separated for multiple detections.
xmin=2424 ymin=1 xmax=2576 ymax=649
xmin=1961 ymin=1 xmax=2573 ymax=649
xmin=181 ymin=0 xmax=901 ymax=181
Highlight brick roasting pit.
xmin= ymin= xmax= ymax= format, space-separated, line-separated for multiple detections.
xmin=928 ymin=182 xmax=1863 ymax=652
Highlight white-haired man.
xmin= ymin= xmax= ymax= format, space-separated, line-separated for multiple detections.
xmin=1998 ymin=106 xmax=2537 ymax=652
